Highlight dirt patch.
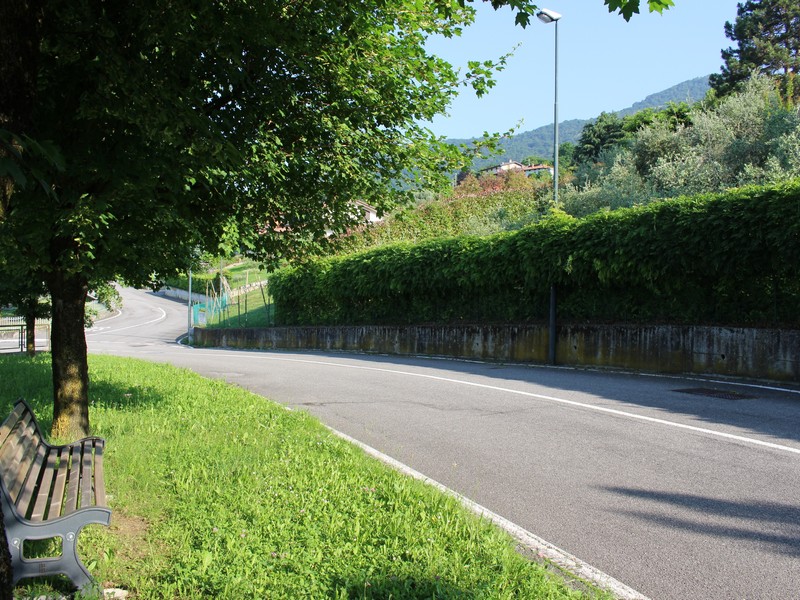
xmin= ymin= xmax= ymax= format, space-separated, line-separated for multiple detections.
xmin=101 ymin=511 xmax=152 ymax=593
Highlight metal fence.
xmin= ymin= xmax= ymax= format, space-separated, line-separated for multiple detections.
xmin=192 ymin=279 xmax=274 ymax=329
xmin=0 ymin=321 xmax=51 ymax=353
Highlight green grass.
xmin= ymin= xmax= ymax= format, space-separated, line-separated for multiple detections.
xmin=0 ymin=354 xmax=610 ymax=599
xmin=204 ymin=286 xmax=275 ymax=329
xmin=166 ymin=258 xmax=269 ymax=297
xmin=222 ymin=260 xmax=268 ymax=288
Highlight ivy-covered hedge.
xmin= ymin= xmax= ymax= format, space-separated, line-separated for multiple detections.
xmin=271 ymin=182 xmax=800 ymax=327
xmin=163 ymin=271 xmax=222 ymax=296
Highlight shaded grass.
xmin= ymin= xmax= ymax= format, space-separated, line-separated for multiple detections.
xmin=0 ymin=354 xmax=610 ymax=599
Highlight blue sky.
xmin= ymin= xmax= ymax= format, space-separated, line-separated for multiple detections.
xmin=425 ymin=1 xmax=741 ymax=139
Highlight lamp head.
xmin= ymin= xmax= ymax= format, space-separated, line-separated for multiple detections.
xmin=537 ymin=8 xmax=562 ymax=23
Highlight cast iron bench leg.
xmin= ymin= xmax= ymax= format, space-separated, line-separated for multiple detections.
xmin=2 ymin=491 xmax=111 ymax=591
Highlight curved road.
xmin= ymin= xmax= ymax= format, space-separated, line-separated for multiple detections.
xmin=87 ymin=288 xmax=800 ymax=600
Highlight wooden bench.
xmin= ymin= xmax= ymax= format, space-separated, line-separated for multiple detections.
xmin=0 ymin=399 xmax=111 ymax=591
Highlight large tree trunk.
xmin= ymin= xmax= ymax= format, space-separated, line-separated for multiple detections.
xmin=47 ymin=270 xmax=90 ymax=440
xmin=25 ymin=312 xmax=36 ymax=357
xmin=21 ymin=295 xmax=40 ymax=357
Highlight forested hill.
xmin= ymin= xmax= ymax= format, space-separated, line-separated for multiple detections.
xmin=617 ymin=75 xmax=711 ymax=117
xmin=455 ymin=75 xmax=710 ymax=170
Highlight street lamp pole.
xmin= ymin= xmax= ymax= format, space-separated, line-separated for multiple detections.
xmin=553 ymin=16 xmax=559 ymax=205
xmin=537 ymin=8 xmax=562 ymax=366
xmin=537 ymin=8 xmax=562 ymax=206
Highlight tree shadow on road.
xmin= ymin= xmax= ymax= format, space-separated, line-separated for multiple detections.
xmin=601 ymin=486 xmax=800 ymax=558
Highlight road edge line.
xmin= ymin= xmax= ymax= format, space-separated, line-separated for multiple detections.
xmin=328 ymin=427 xmax=651 ymax=600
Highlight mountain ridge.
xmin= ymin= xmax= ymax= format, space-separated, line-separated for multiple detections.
xmin=451 ymin=75 xmax=710 ymax=170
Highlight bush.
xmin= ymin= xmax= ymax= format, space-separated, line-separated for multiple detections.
xmin=163 ymin=271 xmax=221 ymax=296
xmin=637 ymin=76 xmax=800 ymax=198
xmin=565 ymin=76 xmax=800 ymax=215
xmin=561 ymin=150 xmax=655 ymax=217
xmin=273 ymin=182 xmax=800 ymax=327
xmin=330 ymin=188 xmax=551 ymax=255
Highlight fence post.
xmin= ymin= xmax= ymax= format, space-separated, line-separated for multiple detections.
xmin=187 ymin=269 xmax=193 ymax=343
xmin=548 ymin=284 xmax=557 ymax=364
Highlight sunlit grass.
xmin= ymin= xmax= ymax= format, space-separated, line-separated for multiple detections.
xmin=203 ymin=286 xmax=274 ymax=329
xmin=0 ymin=354 xmax=610 ymax=599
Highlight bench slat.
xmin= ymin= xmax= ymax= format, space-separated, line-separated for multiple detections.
xmin=0 ymin=410 xmax=29 ymax=490
xmin=31 ymin=448 xmax=59 ymax=521
xmin=16 ymin=441 xmax=47 ymax=519
xmin=64 ymin=445 xmax=82 ymax=515
xmin=0 ymin=412 xmax=33 ymax=486
xmin=93 ymin=441 xmax=106 ymax=506
xmin=0 ymin=403 xmax=27 ymax=448
xmin=80 ymin=442 xmax=93 ymax=509
xmin=49 ymin=448 xmax=69 ymax=519
xmin=7 ymin=415 xmax=40 ymax=502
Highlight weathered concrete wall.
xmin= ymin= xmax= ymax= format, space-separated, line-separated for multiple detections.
xmin=193 ymin=324 xmax=800 ymax=382
xmin=157 ymin=287 xmax=211 ymax=304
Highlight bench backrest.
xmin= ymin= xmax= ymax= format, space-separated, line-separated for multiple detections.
xmin=0 ymin=400 xmax=106 ymax=522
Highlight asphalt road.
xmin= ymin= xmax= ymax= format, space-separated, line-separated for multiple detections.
xmin=87 ymin=288 xmax=800 ymax=600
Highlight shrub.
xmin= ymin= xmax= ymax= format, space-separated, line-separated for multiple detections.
xmin=273 ymin=182 xmax=800 ymax=327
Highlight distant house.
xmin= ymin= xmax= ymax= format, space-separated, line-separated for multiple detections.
xmin=355 ymin=200 xmax=382 ymax=224
xmin=264 ymin=200 xmax=383 ymax=238
xmin=322 ymin=200 xmax=382 ymax=237
xmin=479 ymin=160 xmax=553 ymax=177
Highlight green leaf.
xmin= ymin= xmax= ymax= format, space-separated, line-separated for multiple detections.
xmin=0 ymin=157 xmax=27 ymax=188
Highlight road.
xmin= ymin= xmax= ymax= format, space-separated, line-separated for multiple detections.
xmin=87 ymin=288 xmax=800 ymax=600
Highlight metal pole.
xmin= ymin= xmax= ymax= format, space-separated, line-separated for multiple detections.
xmin=187 ymin=268 xmax=193 ymax=343
xmin=550 ymin=21 xmax=559 ymax=363
xmin=553 ymin=19 xmax=559 ymax=206
xmin=548 ymin=284 xmax=557 ymax=364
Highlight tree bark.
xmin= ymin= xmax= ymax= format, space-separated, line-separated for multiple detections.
xmin=20 ymin=295 xmax=40 ymax=357
xmin=47 ymin=270 xmax=91 ymax=440
xmin=25 ymin=311 xmax=35 ymax=357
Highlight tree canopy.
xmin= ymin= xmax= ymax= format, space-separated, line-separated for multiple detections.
xmin=475 ymin=0 xmax=675 ymax=25
xmin=1 ymin=0 xmax=481 ymax=438
xmin=710 ymin=0 xmax=800 ymax=99
xmin=0 ymin=0 xmax=679 ymax=440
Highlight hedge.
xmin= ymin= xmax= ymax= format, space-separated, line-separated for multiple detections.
xmin=271 ymin=181 xmax=800 ymax=327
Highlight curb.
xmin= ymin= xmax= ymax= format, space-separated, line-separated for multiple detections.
xmin=329 ymin=427 xmax=651 ymax=600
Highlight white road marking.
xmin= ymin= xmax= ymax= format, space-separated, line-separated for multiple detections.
xmin=330 ymin=427 xmax=651 ymax=600
xmin=86 ymin=308 xmax=167 ymax=335
xmin=190 ymin=350 xmax=800 ymax=457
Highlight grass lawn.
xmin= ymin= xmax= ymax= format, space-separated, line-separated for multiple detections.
xmin=222 ymin=260 xmax=268 ymax=288
xmin=204 ymin=285 xmax=275 ymax=329
xmin=0 ymin=354 xmax=610 ymax=599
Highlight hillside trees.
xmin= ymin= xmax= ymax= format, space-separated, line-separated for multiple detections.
xmin=710 ymin=0 xmax=800 ymax=99
xmin=573 ymin=103 xmax=693 ymax=169
xmin=573 ymin=112 xmax=626 ymax=165
xmin=561 ymin=76 xmax=800 ymax=215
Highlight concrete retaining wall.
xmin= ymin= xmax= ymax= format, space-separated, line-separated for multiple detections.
xmin=157 ymin=287 xmax=211 ymax=304
xmin=192 ymin=323 xmax=800 ymax=382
